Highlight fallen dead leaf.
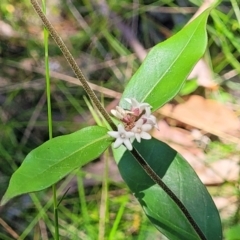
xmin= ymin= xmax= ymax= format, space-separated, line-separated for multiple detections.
xmin=152 ymin=120 xmax=195 ymax=147
xmin=174 ymin=95 xmax=239 ymax=134
xmin=159 ymin=95 xmax=240 ymax=144
xmin=196 ymin=159 xmax=240 ymax=185
xmin=213 ymin=196 xmax=238 ymax=219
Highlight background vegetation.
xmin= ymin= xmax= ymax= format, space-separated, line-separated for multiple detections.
xmin=0 ymin=0 xmax=239 ymax=239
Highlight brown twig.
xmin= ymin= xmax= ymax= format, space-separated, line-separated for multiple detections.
xmin=0 ymin=218 xmax=19 ymax=239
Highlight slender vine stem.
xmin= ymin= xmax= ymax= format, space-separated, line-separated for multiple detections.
xmin=30 ymin=0 xmax=116 ymax=131
xmin=130 ymin=148 xmax=207 ymax=240
xmin=41 ymin=0 xmax=59 ymax=239
xmin=31 ymin=1 xmax=207 ymax=239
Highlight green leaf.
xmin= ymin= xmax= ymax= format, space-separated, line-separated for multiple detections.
xmin=120 ymin=9 xmax=210 ymax=111
xmin=225 ymin=224 xmax=240 ymax=240
xmin=113 ymin=138 xmax=222 ymax=240
xmin=179 ymin=79 xmax=198 ymax=96
xmin=1 ymin=126 xmax=112 ymax=205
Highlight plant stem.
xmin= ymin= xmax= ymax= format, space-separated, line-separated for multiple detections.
xmin=41 ymin=0 xmax=59 ymax=239
xmin=98 ymin=148 xmax=110 ymax=240
xmin=52 ymin=184 xmax=59 ymax=240
xmin=130 ymin=148 xmax=207 ymax=240
xmin=41 ymin=2 xmax=53 ymax=140
xmin=30 ymin=0 xmax=116 ymax=131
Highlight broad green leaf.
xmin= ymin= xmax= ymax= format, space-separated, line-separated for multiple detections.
xmin=1 ymin=126 xmax=112 ymax=205
xmin=113 ymin=139 xmax=222 ymax=240
xmin=120 ymin=9 xmax=210 ymax=111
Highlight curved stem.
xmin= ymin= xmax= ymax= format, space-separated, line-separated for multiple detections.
xmin=130 ymin=148 xmax=207 ymax=240
xmin=30 ymin=0 xmax=117 ymax=131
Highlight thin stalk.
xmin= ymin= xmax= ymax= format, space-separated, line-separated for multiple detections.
xmin=41 ymin=0 xmax=59 ymax=239
xmin=98 ymin=149 xmax=110 ymax=240
xmin=77 ymin=173 xmax=96 ymax=238
xmin=108 ymin=200 xmax=127 ymax=240
xmin=30 ymin=0 xmax=116 ymax=131
xmin=130 ymin=148 xmax=207 ymax=240
xmin=52 ymin=184 xmax=59 ymax=240
xmin=231 ymin=0 xmax=240 ymax=26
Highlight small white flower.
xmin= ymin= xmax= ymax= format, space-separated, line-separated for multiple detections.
xmin=108 ymin=124 xmax=135 ymax=150
xmin=132 ymin=119 xmax=152 ymax=143
xmin=125 ymin=98 xmax=150 ymax=116
xmin=111 ymin=106 xmax=133 ymax=120
xmin=110 ymin=106 xmax=126 ymax=119
xmin=142 ymin=107 xmax=159 ymax=130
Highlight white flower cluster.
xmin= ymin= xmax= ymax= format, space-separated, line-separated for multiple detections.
xmin=108 ymin=98 xmax=158 ymax=151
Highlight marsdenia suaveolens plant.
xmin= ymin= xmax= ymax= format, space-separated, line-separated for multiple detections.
xmin=1 ymin=1 xmax=223 ymax=240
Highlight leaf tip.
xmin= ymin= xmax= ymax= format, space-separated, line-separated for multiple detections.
xmin=0 ymin=188 xmax=16 ymax=206
xmin=0 ymin=194 xmax=9 ymax=206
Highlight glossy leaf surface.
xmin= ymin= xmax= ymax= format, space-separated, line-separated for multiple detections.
xmin=113 ymin=139 xmax=222 ymax=240
xmin=120 ymin=9 xmax=210 ymax=111
xmin=1 ymin=126 xmax=111 ymax=205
